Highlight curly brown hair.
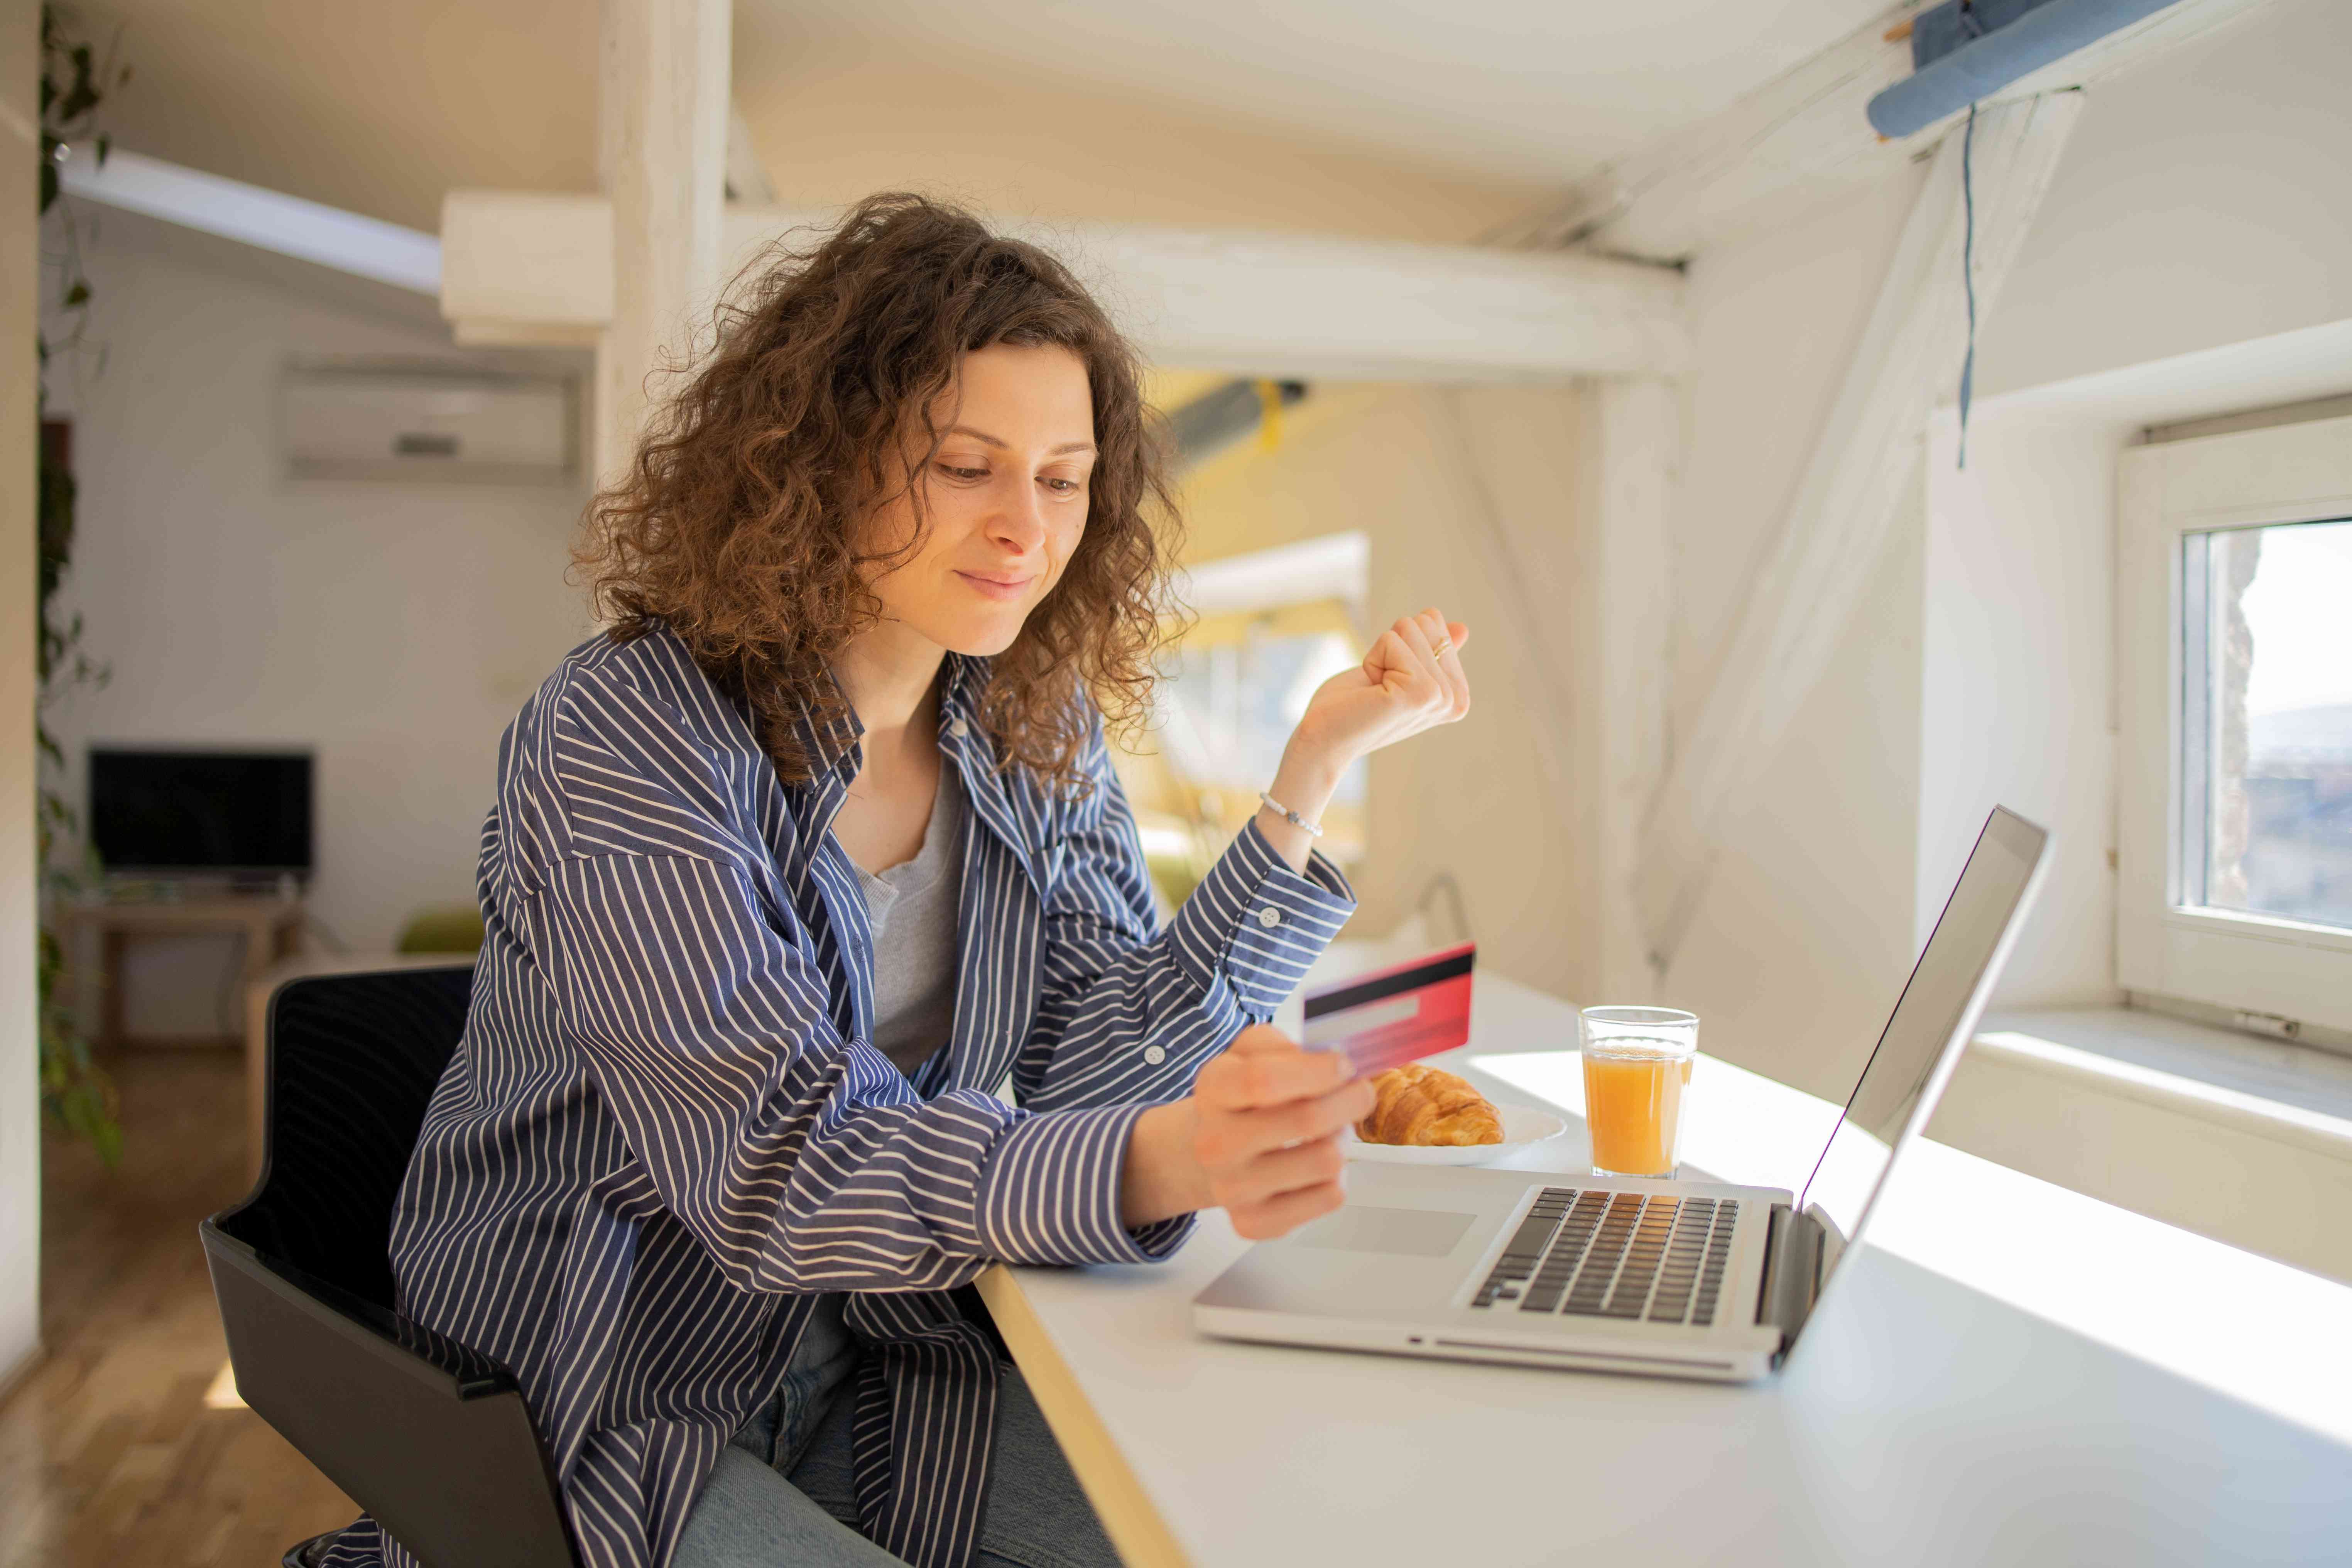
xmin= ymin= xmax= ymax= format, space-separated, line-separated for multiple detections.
xmin=578 ymin=192 xmax=1181 ymax=793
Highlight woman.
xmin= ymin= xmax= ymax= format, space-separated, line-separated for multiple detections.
xmin=321 ymin=193 xmax=1472 ymax=1568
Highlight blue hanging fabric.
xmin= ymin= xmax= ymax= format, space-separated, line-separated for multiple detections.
xmin=1958 ymin=101 xmax=1979 ymax=470
xmin=1867 ymin=0 xmax=2185 ymax=138
xmin=1863 ymin=0 xmax=2193 ymax=466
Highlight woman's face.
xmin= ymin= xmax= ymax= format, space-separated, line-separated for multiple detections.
xmin=861 ymin=342 xmax=1097 ymax=658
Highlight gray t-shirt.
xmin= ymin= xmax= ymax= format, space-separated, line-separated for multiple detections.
xmin=852 ymin=761 xmax=965 ymax=1079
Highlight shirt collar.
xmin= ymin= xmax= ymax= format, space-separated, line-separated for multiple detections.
xmin=791 ymin=651 xmax=993 ymax=777
xmin=788 ymin=649 xmax=1047 ymax=897
xmin=792 ymin=678 xmax=865 ymax=784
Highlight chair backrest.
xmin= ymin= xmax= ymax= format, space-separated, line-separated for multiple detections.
xmin=203 ymin=964 xmax=582 ymax=1568
xmin=219 ymin=965 xmax=475 ymax=1296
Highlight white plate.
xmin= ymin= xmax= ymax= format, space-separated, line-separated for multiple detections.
xmin=1343 ymin=1102 xmax=1569 ymax=1166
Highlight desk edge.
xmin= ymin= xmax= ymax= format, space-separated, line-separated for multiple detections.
xmin=975 ymin=1264 xmax=1195 ymax=1568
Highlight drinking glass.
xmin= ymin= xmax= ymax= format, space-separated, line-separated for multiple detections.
xmin=1579 ymin=1006 xmax=1699 ymax=1179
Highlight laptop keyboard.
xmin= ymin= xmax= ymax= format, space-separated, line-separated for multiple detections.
xmin=1469 ymin=1188 xmax=1740 ymax=1326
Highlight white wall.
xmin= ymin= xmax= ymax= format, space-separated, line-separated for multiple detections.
xmin=1655 ymin=0 xmax=2352 ymax=1103
xmin=1918 ymin=407 xmax=2128 ymax=1010
xmin=1914 ymin=0 xmax=2352 ymax=1021
xmin=41 ymin=236 xmax=591 ymax=1038
xmin=1653 ymin=169 xmax=1931 ymax=1103
xmin=1975 ymin=0 xmax=2352 ymax=402
xmin=3 ymin=0 xmax=46 ymax=1388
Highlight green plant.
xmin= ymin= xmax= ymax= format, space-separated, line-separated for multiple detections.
xmin=36 ymin=3 xmax=128 ymax=1162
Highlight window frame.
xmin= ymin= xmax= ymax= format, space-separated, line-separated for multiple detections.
xmin=2115 ymin=411 xmax=2352 ymax=1035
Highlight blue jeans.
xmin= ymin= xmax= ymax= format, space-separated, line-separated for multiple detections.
xmin=673 ymin=1298 xmax=1122 ymax=1568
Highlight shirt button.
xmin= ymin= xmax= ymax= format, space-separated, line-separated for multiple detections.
xmin=1257 ymin=907 xmax=1282 ymax=928
xmin=1143 ymin=1045 xmax=1166 ymax=1066
xmin=947 ymin=718 xmax=968 ymax=739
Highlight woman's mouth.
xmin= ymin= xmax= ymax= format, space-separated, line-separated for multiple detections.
xmin=955 ymin=570 xmax=1034 ymax=602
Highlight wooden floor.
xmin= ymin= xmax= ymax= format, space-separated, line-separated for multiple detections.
xmin=0 ymin=1049 xmax=357 ymax=1567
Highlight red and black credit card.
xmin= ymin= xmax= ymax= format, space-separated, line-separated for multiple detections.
xmin=1303 ymin=941 xmax=1475 ymax=1077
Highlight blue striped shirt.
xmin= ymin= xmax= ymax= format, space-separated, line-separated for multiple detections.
xmin=323 ymin=627 xmax=1354 ymax=1568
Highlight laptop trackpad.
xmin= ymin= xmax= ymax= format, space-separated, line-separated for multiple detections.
xmin=1287 ymin=1206 xmax=1476 ymax=1258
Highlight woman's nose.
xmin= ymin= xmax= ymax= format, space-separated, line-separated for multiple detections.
xmin=988 ymin=481 xmax=1050 ymax=554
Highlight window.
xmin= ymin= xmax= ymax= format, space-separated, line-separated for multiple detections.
xmin=2178 ymin=519 xmax=2352 ymax=929
xmin=2117 ymin=414 xmax=2352 ymax=1034
xmin=1112 ymin=533 xmax=1369 ymax=907
xmin=1154 ymin=603 xmax=1366 ymax=853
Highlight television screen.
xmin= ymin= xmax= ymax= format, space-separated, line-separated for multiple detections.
xmin=89 ymin=748 xmax=314 ymax=876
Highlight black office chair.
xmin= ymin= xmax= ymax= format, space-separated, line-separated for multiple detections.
xmin=200 ymin=965 xmax=583 ymax=1568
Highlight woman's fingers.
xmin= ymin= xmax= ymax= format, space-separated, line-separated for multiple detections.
xmin=1387 ymin=615 xmax=1453 ymax=715
xmin=1196 ymin=1078 xmax=1374 ymax=1166
xmin=1227 ymin=1163 xmax=1349 ymax=1241
xmin=1226 ymin=1021 xmax=1315 ymax=1058
xmin=1189 ymin=1024 xmax=1371 ymax=1238
xmin=1420 ymin=611 xmax=1458 ymax=724
xmin=1363 ymin=627 xmax=1416 ymax=692
xmin=1391 ymin=611 xmax=1473 ymax=726
xmin=1216 ymin=1129 xmax=1348 ymax=1204
xmin=1199 ymin=1025 xmax=1353 ymax=1111
xmin=1413 ymin=608 xmax=1473 ymax=721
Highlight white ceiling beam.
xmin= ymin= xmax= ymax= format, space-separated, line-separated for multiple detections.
xmin=1499 ymin=0 xmax=2276 ymax=263
xmin=1633 ymin=91 xmax=2085 ymax=973
xmin=442 ymin=192 xmax=609 ymax=345
xmin=440 ymin=194 xmax=1689 ymax=382
xmin=55 ymin=145 xmax=441 ymax=294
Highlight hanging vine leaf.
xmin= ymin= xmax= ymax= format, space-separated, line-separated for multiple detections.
xmin=35 ymin=1 xmax=128 ymax=1164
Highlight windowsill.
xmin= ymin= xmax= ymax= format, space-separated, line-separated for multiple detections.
xmin=1974 ymin=1006 xmax=2352 ymax=1162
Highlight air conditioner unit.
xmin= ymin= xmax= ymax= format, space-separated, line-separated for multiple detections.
xmin=280 ymin=362 xmax=577 ymax=483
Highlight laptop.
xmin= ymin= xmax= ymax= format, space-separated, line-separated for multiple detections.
xmin=1195 ymin=806 xmax=2050 ymax=1382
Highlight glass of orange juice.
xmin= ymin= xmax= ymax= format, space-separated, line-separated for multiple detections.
xmin=1579 ymin=1006 xmax=1699 ymax=1179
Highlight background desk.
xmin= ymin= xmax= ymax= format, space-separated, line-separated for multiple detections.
xmin=61 ymin=895 xmax=306 ymax=1049
xmin=979 ymin=975 xmax=2352 ymax=1568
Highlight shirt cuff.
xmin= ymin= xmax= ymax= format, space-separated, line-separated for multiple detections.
xmin=976 ymin=1104 xmax=1195 ymax=1267
xmin=1168 ymin=819 xmax=1356 ymax=1021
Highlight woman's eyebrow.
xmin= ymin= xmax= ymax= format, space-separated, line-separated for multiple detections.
xmin=946 ymin=424 xmax=1096 ymax=457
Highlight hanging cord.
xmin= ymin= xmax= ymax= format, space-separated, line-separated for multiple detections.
xmin=1957 ymin=99 xmax=1979 ymax=469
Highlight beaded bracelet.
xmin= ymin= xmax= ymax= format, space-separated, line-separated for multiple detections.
xmin=1258 ymin=790 xmax=1325 ymax=838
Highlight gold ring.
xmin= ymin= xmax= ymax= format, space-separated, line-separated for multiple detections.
xmin=1428 ymin=637 xmax=1453 ymax=660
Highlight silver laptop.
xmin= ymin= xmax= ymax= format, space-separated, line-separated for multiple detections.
xmin=1195 ymin=806 xmax=2049 ymax=1382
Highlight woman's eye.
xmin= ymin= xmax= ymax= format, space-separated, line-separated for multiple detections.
xmin=1041 ymin=476 xmax=1081 ymax=494
xmin=937 ymin=463 xmax=988 ymax=482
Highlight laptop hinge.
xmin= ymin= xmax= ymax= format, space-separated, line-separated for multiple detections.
xmin=1756 ymin=1203 xmax=1824 ymax=1363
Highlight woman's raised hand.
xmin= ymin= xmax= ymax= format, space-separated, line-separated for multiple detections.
xmin=1118 ymin=1026 xmax=1374 ymax=1238
xmin=1295 ymin=607 xmax=1472 ymax=771
xmin=1248 ymin=607 xmax=1472 ymax=873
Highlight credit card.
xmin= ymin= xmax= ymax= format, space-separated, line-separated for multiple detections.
xmin=1302 ymin=942 xmax=1475 ymax=1077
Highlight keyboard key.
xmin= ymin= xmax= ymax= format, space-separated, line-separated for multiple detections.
xmin=1501 ymin=1209 xmax=1563 ymax=1262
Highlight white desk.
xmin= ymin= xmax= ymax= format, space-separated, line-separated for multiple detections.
xmin=978 ymin=975 xmax=2352 ymax=1568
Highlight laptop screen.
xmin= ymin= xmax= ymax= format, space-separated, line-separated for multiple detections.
xmin=1796 ymin=807 xmax=2048 ymax=1278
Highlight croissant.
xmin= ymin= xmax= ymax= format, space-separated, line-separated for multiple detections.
xmin=1356 ymin=1063 xmax=1504 ymax=1147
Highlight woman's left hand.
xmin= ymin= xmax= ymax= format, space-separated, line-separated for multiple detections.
xmin=1294 ymin=607 xmax=1472 ymax=770
xmin=1251 ymin=607 xmax=1471 ymax=871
